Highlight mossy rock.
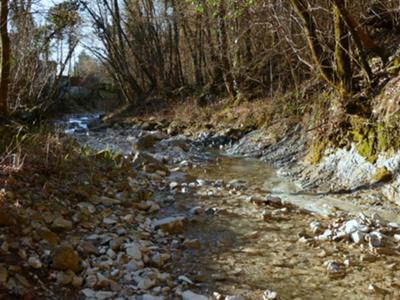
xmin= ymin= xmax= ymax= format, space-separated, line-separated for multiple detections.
xmin=372 ymin=167 xmax=393 ymax=183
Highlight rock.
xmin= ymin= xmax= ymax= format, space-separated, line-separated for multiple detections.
xmin=153 ymin=217 xmax=185 ymax=234
xmin=309 ymin=221 xmax=323 ymax=234
xmin=182 ymin=290 xmax=209 ymax=300
xmin=183 ymin=239 xmax=201 ymax=249
xmin=133 ymin=134 xmax=162 ymax=150
xmin=368 ymin=231 xmax=385 ymax=248
xmin=360 ymin=254 xmax=378 ymax=262
xmin=15 ymin=273 xmax=32 ymax=288
xmin=368 ymin=283 xmax=390 ymax=295
xmin=82 ymin=288 xmax=96 ymax=297
xmin=53 ymin=245 xmax=82 ymax=273
xmin=85 ymin=274 xmax=98 ymax=288
xmin=189 ymin=206 xmax=204 ymax=215
xmin=371 ymin=213 xmax=386 ymax=226
xmin=132 ymin=151 xmax=169 ymax=174
xmin=38 ymin=229 xmax=60 ymax=246
xmin=344 ymin=219 xmax=360 ymax=234
xmin=136 ymin=277 xmax=155 ymax=290
xmin=95 ymin=291 xmax=115 ymax=300
xmin=150 ymin=252 xmax=163 ymax=267
xmin=51 ymin=217 xmax=73 ymax=231
xmin=265 ymin=195 xmax=284 ymax=208
xmin=324 ymin=260 xmax=345 ymax=279
xmin=56 ymin=271 xmax=72 ymax=285
xmin=126 ymin=243 xmax=142 ymax=260
xmin=372 ymin=167 xmax=393 ymax=183
xmin=91 ymin=196 xmax=120 ymax=206
xmin=143 ymin=295 xmax=164 ymax=300
xmin=0 ymin=211 xmax=17 ymax=226
xmin=351 ymin=231 xmax=365 ymax=244
xmin=227 ymin=179 xmax=247 ymax=190
xmin=72 ymin=276 xmax=83 ymax=287
xmin=225 ymin=296 xmax=245 ymax=300
xmin=170 ymin=182 xmax=179 ymax=189
xmin=80 ymin=241 xmax=98 ymax=255
xmin=262 ymin=290 xmax=278 ymax=299
xmin=317 ymin=229 xmax=333 ymax=241
xmin=28 ymin=257 xmax=42 ymax=269
xmin=0 ymin=265 xmax=8 ymax=283
xmin=103 ymin=217 xmax=117 ymax=225
xmin=178 ymin=275 xmax=194 ymax=285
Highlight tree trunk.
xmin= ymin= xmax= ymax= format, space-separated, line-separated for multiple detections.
xmin=333 ymin=0 xmax=352 ymax=96
xmin=0 ymin=0 xmax=10 ymax=116
xmin=331 ymin=0 xmax=387 ymax=64
xmin=217 ymin=0 xmax=236 ymax=99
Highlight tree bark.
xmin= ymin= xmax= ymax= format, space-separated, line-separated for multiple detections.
xmin=333 ymin=0 xmax=352 ymax=96
xmin=217 ymin=0 xmax=236 ymax=99
xmin=331 ymin=0 xmax=387 ymax=63
xmin=0 ymin=0 xmax=10 ymax=116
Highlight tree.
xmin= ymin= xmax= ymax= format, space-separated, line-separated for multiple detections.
xmin=0 ymin=0 xmax=10 ymax=116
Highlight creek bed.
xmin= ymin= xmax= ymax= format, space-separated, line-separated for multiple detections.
xmin=62 ymin=115 xmax=400 ymax=300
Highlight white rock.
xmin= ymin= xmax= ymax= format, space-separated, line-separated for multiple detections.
xmin=178 ymin=275 xmax=194 ymax=285
xmin=388 ymin=222 xmax=400 ymax=229
xmin=196 ymin=179 xmax=207 ymax=186
xmin=351 ymin=230 xmax=365 ymax=244
xmin=262 ymin=290 xmax=278 ymax=299
xmin=344 ymin=219 xmax=359 ymax=234
xmin=309 ymin=221 xmax=323 ymax=234
xmin=225 ymin=296 xmax=245 ymax=300
xmin=317 ymin=229 xmax=332 ymax=241
xmin=170 ymin=182 xmax=179 ymax=189
xmin=182 ymin=290 xmax=209 ymax=300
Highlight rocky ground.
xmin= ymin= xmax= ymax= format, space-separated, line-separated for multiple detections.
xmin=1 ymin=117 xmax=400 ymax=299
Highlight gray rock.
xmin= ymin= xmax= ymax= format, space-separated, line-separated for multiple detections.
xmin=182 ymin=290 xmax=209 ymax=300
xmin=368 ymin=231 xmax=385 ymax=248
xmin=51 ymin=217 xmax=73 ymax=231
xmin=126 ymin=243 xmax=142 ymax=259
xmin=143 ymin=295 xmax=164 ymax=300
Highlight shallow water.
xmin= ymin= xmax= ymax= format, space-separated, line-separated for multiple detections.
xmin=169 ymin=156 xmax=400 ymax=299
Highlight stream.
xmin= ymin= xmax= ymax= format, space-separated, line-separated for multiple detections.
xmin=61 ymin=115 xmax=400 ymax=300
